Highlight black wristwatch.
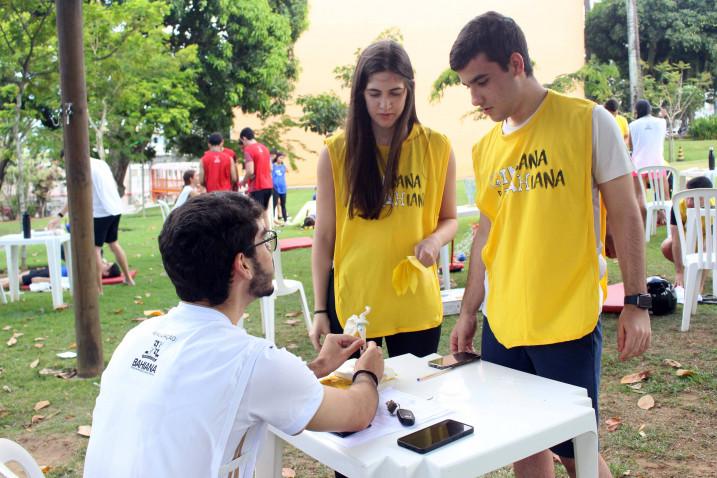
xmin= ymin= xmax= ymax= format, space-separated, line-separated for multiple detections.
xmin=624 ymin=294 xmax=652 ymax=309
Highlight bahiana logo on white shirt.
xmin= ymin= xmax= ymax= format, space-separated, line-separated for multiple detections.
xmin=130 ymin=332 xmax=176 ymax=375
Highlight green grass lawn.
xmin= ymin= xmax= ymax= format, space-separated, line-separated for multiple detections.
xmin=666 ymin=139 xmax=715 ymax=167
xmin=0 ymin=183 xmax=715 ymax=477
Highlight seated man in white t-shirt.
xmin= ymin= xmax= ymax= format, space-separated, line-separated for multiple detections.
xmin=84 ymin=192 xmax=383 ymax=478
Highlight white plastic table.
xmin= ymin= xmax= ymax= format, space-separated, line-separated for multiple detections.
xmin=256 ymin=353 xmax=598 ymax=478
xmin=0 ymin=230 xmax=72 ymax=309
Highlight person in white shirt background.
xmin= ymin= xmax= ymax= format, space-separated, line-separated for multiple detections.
xmin=49 ymin=152 xmax=135 ymax=292
xmin=629 ymin=99 xmax=669 ymax=224
xmin=173 ymin=168 xmax=201 ymax=210
xmin=83 ymin=192 xmax=383 ymax=478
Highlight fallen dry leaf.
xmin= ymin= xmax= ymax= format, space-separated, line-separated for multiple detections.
xmin=285 ymin=319 xmax=298 ymax=326
xmin=112 ymin=308 xmax=125 ymax=315
xmin=3 ymin=385 xmax=12 ymax=393
xmin=34 ymin=343 xmax=45 ymax=349
xmin=286 ymin=343 xmax=298 ymax=350
xmin=605 ymin=416 xmax=622 ymax=432
xmin=68 ymin=342 xmax=77 ymax=349
xmin=281 ymin=468 xmax=296 ymax=478
xmin=38 ymin=368 xmax=77 ymax=380
xmin=621 ymin=471 xmax=632 ymax=477
xmin=637 ymin=394 xmax=655 ymax=410
xmin=639 ymin=430 xmax=647 ymax=438
xmin=620 ymin=370 xmax=651 ymax=384
xmin=31 ymin=414 xmax=45 ymax=424
xmin=638 ymin=423 xmax=646 ymax=432
xmin=143 ymin=310 xmax=163 ymax=317
xmin=241 ymin=313 xmax=250 ymax=320
xmin=130 ymin=317 xmax=147 ymax=322
xmin=34 ymin=400 xmax=51 ymax=411
xmin=676 ymin=369 xmax=695 ymax=377
xmin=134 ymin=299 xmax=144 ymax=305
xmin=663 ymin=358 xmax=682 ymax=368
xmin=33 ymin=337 xmax=46 ymax=342
xmin=144 ymin=292 xmax=151 ymax=297
xmin=627 ymin=383 xmax=643 ymax=390
xmin=2 ymin=325 xmax=10 ymax=331
xmin=285 ymin=311 xmax=301 ymax=318
xmin=40 ymin=466 xmax=50 ymax=473
xmin=77 ymin=425 xmax=92 ymax=437
xmin=7 ymin=332 xmax=23 ymax=347
xmin=54 ymin=303 xmax=70 ymax=310
xmin=29 ymin=358 xmax=40 ymax=369
xmin=134 ymin=295 xmax=143 ymax=300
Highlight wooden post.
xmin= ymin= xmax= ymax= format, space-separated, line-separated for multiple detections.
xmin=56 ymin=0 xmax=103 ymax=377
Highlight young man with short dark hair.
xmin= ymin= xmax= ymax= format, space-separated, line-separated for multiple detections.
xmin=239 ymin=127 xmax=273 ymax=228
xmin=84 ymin=193 xmax=383 ymax=477
xmin=449 ymin=12 xmax=650 ymax=478
xmin=199 ymin=132 xmax=237 ymax=192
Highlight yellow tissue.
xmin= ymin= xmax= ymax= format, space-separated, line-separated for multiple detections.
xmin=391 ymin=256 xmax=427 ymax=296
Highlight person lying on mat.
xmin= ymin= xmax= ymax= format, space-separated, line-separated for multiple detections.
xmin=1 ymin=259 xmax=120 ymax=289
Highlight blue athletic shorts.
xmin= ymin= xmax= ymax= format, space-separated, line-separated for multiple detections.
xmin=481 ymin=316 xmax=602 ymax=459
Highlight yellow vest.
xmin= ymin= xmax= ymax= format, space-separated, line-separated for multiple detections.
xmin=616 ymin=114 xmax=629 ymax=140
xmin=473 ymin=90 xmax=600 ymax=347
xmin=327 ymin=124 xmax=450 ymax=338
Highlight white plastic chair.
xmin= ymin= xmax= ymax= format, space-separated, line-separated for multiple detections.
xmin=0 ymin=438 xmax=45 ymax=478
xmin=672 ymin=188 xmax=717 ymax=331
xmin=637 ymin=165 xmax=678 ymax=242
xmin=0 ymin=282 xmax=7 ymax=304
xmin=157 ymin=199 xmax=171 ymax=222
xmin=259 ymin=247 xmax=312 ymax=344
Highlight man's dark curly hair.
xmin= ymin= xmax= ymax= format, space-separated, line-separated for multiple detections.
xmin=158 ymin=192 xmax=263 ymax=306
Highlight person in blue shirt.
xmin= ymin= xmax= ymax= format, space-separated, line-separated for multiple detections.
xmin=271 ymin=150 xmax=288 ymax=223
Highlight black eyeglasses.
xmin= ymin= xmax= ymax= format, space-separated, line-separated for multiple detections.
xmin=246 ymin=230 xmax=278 ymax=253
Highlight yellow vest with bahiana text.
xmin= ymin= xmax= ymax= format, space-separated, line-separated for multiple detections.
xmin=474 ymin=90 xmax=600 ymax=348
xmin=327 ymin=124 xmax=450 ymax=338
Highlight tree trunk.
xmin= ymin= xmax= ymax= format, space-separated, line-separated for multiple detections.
xmin=109 ymin=149 xmax=130 ymax=197
xmin=626 ymin=0 xmax=643 ymax=110
xmin=14 ymin=85 xmax=28 ymax=269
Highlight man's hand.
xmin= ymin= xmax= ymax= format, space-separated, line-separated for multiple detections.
xmin=354 ymin=341 xmax=384 ymax=382
xmin=450 ymin=312 xmax=477 ymax=353
xmin=308 ymin=334 xmax=363 ymax=378
xmin=414 ymin=236 xmax=442 ymax=267
xmin=674 ymin=271 xmax=684 ymax=288
xmin=617 ymin=306 xmax=651 ymax=361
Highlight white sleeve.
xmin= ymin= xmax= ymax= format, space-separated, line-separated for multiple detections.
xmin=244 ymin=345 xmax=324 ymax=436
xmin=592 ymin=106 xmax=634 ymax=184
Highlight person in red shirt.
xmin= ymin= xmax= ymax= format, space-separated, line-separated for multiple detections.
xmin=239 ymin=127 xmax=273 ymax=228
xmin=219 ymin=139 xmax=240 ymax=192
xmin=199 ymin=133 xmax=236 ymax=192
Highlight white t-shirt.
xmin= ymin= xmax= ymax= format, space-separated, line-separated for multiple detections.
xmin=173 ymin=185 xmax=193 ymax=210
xmin=629 ymin=115 xmax=667 ymax=170
xmin=91 ymin=158 xmax=125 ymax=217
xmin=84 ymin=302 xmax=323 ymax=478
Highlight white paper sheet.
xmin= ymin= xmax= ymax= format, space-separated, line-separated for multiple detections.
xmin=319 ymin=388 xmax=453 ymax=448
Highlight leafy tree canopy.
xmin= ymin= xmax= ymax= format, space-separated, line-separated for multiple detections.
xmin=166 ymin=0 xmax=309 ymax=156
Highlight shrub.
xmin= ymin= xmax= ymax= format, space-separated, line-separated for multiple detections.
xmin=689 ymin=116 xmax=717 ymax=140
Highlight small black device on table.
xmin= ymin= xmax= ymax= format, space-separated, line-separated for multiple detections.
xmin=427 ymin=351 xmax=481 ymax=370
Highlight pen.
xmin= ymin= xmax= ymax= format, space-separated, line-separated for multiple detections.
xmin=416 ymin=368 xmax=451 ymax=382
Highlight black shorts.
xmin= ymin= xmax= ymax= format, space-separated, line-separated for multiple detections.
xmin=249 ymin=189 xmax=273 ymax=210
xmin=94 ymin=214 xmax=121 ymax=247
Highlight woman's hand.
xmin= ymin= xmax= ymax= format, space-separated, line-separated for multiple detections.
xmin=309 ymin=312 xmax=331 ymax=352
xmin=414 ymin=235 xmax=442 ymax=267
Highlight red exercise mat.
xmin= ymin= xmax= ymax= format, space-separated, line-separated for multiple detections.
xmin=602 ymin=282 xmax=624 ymax=314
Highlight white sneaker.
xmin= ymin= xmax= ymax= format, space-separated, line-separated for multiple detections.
xmin=675 ymin=286 xmax=685 ymax=304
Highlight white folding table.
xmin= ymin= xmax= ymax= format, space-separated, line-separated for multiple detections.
xmin=0 ymin=230 xmax=72 ymax=309
xmin=256 ymin=353 xmax=598 ymax=478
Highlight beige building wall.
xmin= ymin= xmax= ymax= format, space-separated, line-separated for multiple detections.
xmin=232 ymin=0 xmax=586 ymax=186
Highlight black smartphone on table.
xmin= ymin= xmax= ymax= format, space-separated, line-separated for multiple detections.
xmin=397 ymin=419 xmax=474 ymax=454
xmin=427 ymin=351 xmax=480 ymax=370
